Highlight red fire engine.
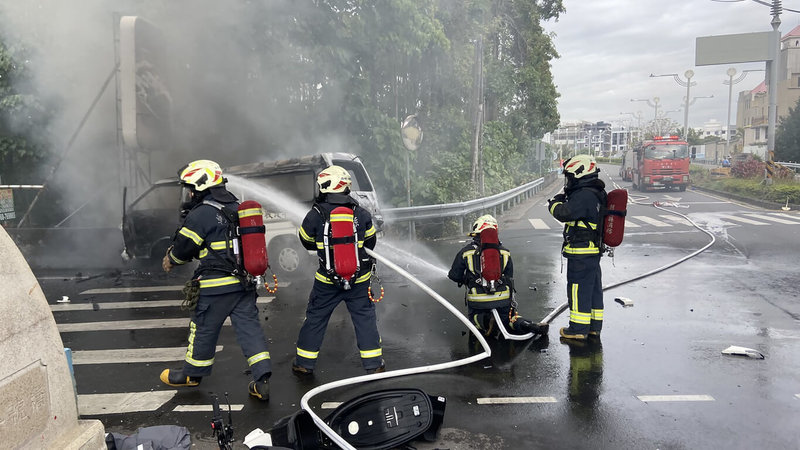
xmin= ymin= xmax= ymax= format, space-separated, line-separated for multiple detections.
xmin=631 ymin=135 xmax=690 ymax=192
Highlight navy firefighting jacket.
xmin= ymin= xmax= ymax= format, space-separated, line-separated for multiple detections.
xmin=168 ymin=193 xmax=247 ymax=294
xmin=548 ymin=177 xmax=607 ymax=257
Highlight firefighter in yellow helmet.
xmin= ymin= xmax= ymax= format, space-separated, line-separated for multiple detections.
xmin=292 ymin=165 xmax=383 ymax=375
xmin=547 ymin=154 xmax=607 ymax=341
xmin=159 ymin=159 xmax=272 ymax=401
xmin=448 ymin=214 xmax=548 ymax=337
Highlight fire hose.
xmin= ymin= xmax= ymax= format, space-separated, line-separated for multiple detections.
xmin=298 ymin=247 xmax=493 ymax=450
xmin=540 ymin=193 xmax=717 ymax=325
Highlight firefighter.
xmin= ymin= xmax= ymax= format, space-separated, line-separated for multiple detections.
xmin=159 ymin=159 xmax=271 ymax=401
xmin=292 ymin=165 xmax=383 ymax=375
xmin=448 ymin=214 xmax=549 ymax=337
xmin=547 ymin=154 xmax=607 ymax=341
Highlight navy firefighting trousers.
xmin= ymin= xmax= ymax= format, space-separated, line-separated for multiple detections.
xmin=295 ymin=280 xmax=382 ymax=371
xmin=565 ymin=254 xmax=604 ymax=335
xmin=182 ymin=289 xmax=271 ymax=381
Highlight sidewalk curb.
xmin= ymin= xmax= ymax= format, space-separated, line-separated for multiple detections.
xmin=690 ymin=185 xmax=799 ymax=211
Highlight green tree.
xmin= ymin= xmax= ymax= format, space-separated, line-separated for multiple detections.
xmin=0 ymin=41 xmax=51 ymax=184
xmin=775 ymin=97 xmax=800 ymax=162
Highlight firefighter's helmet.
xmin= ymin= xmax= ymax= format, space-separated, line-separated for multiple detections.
xmin=563 ymin=154 xmax=599 ymax=179
xmin=179 ymin=160 xmax=224 ymax=192
xmin=317 ymin=165 xmax=352 ymax=194
xmin=469 ymin=214 xmax=498 ymax=236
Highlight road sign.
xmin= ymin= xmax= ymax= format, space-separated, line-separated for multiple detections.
xmin=0 ymin=189 xmax=15 ymax=221
xmin=695 ymin=31 xmax=778 ymax=66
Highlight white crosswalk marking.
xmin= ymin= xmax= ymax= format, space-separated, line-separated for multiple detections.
xmin=80 ymin=283 xmax=290 ymax=295
xmin=58 ymin=318 xmax=232 ymax=332
xmin=715 ymin=214 xmax=769 ymax=225
xmin=623 ymin=220 xmax=640 ymax=228
xmin=78 ymin=391 xmax=177 ymax=415
xmin=80 ymin=286 xmax=186 ymax=295
xmin=631 ymin=216 xmax=671 ymax=227
xmin=637 ymin=395 xmax=715 ymax=402
xmin=528 ymin=218 xmax=550 ymax=229
xmin=173 ymin=404 xmax=244 ymax=412
xmin=772 ymin=213 xmax=800 ymax=221
xmin=50 ymin=297 xmax=274 ymax=311
xmin=743 ymin=213 xmax=800 ymax=225
xmin=71 ymin=346 xmax=224 ymax=365
xmin=658 ymin=215 xmax=693 ymax=226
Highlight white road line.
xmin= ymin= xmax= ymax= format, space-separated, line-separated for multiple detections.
xmin=715 ymin=214 xmax=768 ymax=225
xmin=658 ymin=215 xmax=693 ymax=226
xmin=476 ymin=396 xmax=558 ymax=404
xmin=321 ymin=402 xmax=343 ymax=409
xmin=58 ymin=318 xmax=232 ymax=333
xmin=173 ymin=404 xmax=244 ymax=412
xmin=631 ymin=216 xmax=671 ymax=227
xmin=80 ymin=283 xmax=290 ymax=295
xmin=528 ymin=218 xmax=550 ymax=229
xmin=71 ymin=346 xmax=223 ymax=365
xmin=78 ymin=391 xmax=176 ymax=415
xmin=50 ymin=297 xmax=274 ymax=312
xmin=744 ymin=213 xmax=800 ymax=225
xmin=636 ymin=395 xmax=715 ymax=402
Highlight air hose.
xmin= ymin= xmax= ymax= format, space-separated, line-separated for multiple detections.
xmin=540 ymin=191 xmax=717 ymax=324
xmin=298 ymin=247 xmax=493 ymax=450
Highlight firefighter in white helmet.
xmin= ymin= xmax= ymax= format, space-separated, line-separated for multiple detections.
xmin=547 ymin=154 xmax=607 ymax=341
xmin=292 ymin=165 xmax=383 ymax=375
xmin=448 ymin=214 xmax=548 ymax=337
xmin=159 ymin=159 xmax=272 ymax=401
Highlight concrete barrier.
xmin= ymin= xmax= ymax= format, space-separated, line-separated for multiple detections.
xmin=0 ymin=226 xmax=106 ymax=449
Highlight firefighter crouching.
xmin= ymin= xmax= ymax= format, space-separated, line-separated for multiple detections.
xmin=448 ymin=214 xmax=549 ymax=337
xmin=292 ymin=165 xmax=384 ymax=375
xmin=160 ymin=159 xmax=272 ymax=401
xmin=547 ymin=154 xmax=607 ymax=341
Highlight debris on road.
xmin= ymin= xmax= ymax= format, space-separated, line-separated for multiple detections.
xmin=722 ymin=346 xmax=765 ymax=359
xmin=614 ymin=297 xmax=633 ymax=307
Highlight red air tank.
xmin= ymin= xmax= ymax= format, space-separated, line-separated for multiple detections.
xmin=237 ymin=200 xmax=268 ymax=277
xmin=330 ymin=206 xmax=359 ymax=282
xmin=479 ymin=227 xmax=502 ymax=285
xmin=603 ymin=189 xmax=628 ymax=248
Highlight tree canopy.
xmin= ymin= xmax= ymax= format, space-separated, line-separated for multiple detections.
xmin=775 ymin=97 xmax=800 ymax=162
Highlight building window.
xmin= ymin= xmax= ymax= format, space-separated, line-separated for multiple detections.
xmin=755 ymin=128 xmax=760 ymax=140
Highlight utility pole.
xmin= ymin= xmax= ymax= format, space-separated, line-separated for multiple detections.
xmin=470 ymin=36 xmax=485 ymax=196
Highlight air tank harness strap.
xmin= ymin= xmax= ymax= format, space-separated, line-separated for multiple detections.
xmin=368 ymin=262 xmax=384 ymax=303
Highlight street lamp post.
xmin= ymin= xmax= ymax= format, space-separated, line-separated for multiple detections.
xmin=723 ymin=68 xmax=764 ymax=158
xmin=650 ymin=70 xmax=697 ymax=141
xmin=631 ymin=97 xmax=661 ymax=134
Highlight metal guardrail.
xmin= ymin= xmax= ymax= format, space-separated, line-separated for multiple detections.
xmin=382 ymin=174 xmax=553 ymax=233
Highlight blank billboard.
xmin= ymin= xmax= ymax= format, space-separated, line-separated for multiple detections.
xmin=695 ymin=31 xmax=777 ymax=66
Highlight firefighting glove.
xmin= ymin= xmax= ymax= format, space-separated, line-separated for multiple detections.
xmin=162 ymin=246 xmax=174 ymax=273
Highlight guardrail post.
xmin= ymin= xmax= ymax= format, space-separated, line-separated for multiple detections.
xmin=458 ymin=216 xmax=464 ymax=233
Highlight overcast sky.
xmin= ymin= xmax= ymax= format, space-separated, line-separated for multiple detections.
xmin=542 ymin=0 xmax=800 ymax=130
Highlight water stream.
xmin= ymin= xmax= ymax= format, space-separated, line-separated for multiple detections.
xmin=226 ymin=174 xmax=451 ymax=278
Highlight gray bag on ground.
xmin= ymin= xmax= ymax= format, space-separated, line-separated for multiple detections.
xmin=105 ymin=425 xmax=191 ymax=450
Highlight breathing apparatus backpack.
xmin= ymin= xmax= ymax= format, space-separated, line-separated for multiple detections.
xmin=201 ymin=199 xmax=268 ymax=279
xmin=320 ymin=205 xmax=360 ymax=290
xmin=477 ymin=227 xmax=503 ymax=293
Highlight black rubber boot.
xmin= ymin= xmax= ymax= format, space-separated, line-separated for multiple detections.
xmin=517 ymin=319 xmax=549 ymax=335
xmin=249 ymin=378 xmax=270 ymax=401
xmin=365 ymin=360 xmax=386 ymax=374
